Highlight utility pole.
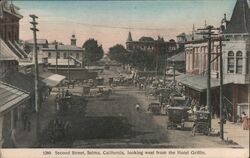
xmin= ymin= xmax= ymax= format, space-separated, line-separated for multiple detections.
xmin=219 ymin=37 xmax=224 ymax=140
xmin=197 ymin=25 xmax=218 ymax=130
xmin=67 ymin=50 xmax=70 ymax=89
xmin=207 ymin=26 xmax=212 ymax=130
xmin=30 ymin=14 xmax=40 ymax=146
xmin=55 ymin=40 xmax=58 ymax=73
xmin=163 ymin=53 xmax=168 ymax=86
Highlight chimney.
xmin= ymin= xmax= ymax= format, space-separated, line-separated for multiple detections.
xmin=71 ymin=34 xmax=77 ymax=46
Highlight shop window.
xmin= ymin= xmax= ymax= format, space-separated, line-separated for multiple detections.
xmin=236 ymin=51 xmax=243 ymax=74
xmin=76 ymin=53 xmax=79 ymax=59
xmin=227 ymin=51 xmax=234 ymax=73
xmin=64 ymin=52 xmax=67 ymax=59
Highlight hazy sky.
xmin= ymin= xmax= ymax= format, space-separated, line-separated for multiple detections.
xmin=15 ymin=0 xmax=237 ymax=51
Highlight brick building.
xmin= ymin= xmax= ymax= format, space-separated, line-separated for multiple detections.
xmin=126 ymin=32 xmax=177 ymax=56
xmin=177 ymin=0 xmax=250 ymax=122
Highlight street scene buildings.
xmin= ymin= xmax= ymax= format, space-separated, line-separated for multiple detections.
xmin=0 ymin=0 xmax=249 ymax=153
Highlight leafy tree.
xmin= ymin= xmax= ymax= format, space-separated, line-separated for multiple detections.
xmin=82 ymin=38 xmax=104 ymax=63
xmin=128 ymin=50 xmax=157 ymax=71
xmin=108 ymin=44 xmax=128 ymax=64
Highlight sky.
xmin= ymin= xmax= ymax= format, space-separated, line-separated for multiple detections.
xmin=14 ymin=0 xmax=237 ymax=52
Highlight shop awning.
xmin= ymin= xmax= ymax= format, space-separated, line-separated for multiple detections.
xmin=175 ymin=74 xmax=231 ymax=92
xmin=40 ymin=72 xmax=65 ymax=87
xmin=0 ymin=82 xmax=29 ymax=113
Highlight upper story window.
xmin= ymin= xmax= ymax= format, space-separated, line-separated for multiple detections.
xmin=236 ymin=51 xmax=243 ymax=74
xmin=63 ymin=52 xmax=67 ymax=59
xmin=48 ymin=52 xmax=51 ymax=59
xmin=227 ymin=51 xmax=234 ymax=73
xmin=56 ymin=52 xmax=60 ymax=59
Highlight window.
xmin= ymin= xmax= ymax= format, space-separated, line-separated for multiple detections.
xmin=56 ymin=52 xmax=60 ymax=59
xmin=63 ymin=52 xmax=67 ymax=59
xmin=236 ymin=51 xmax=243 ymax=74
xmin=48 ymin=52 xmax=51 ymax=58
xmin=228 ymin=51 xmax=234 ymax=73
xmin=76 ymin=53 xmax=79 ymax=59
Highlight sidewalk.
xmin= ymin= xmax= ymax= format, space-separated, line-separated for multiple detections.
xmin=212 ymin=118 xmax=249 ymax=148
xmin=15 ymin=94 xmax=56 ymax=147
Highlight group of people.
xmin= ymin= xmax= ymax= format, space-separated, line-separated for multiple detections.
xmin=48 ymin=118 xmax=71 ymax=143
xmin=55 ymin=89 xmax=72 ymax=112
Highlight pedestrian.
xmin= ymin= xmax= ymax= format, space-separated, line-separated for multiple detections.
xmin=135 ymin=104 xmax=140 ymax=112
xmin=242 ymin=112 xmax=249 ymax=130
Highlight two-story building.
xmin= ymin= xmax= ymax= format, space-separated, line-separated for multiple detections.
xmin=42 ymin=35 xmax=85 ymax=68
xmin=176 ymin=0 xmax=250 ymax=122
xmin=126 ymin=32 xmax=177 ymax=56
xmin=222 ymin=0 xmax=250 ymax=121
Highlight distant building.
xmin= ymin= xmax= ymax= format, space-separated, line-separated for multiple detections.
xmin=24 ymin=39 xmax=49 ymax=54
xmin=126 ymin=32 xmax=178 ymax=56
xmin=41 ymin=35 xmax=85 ymax=68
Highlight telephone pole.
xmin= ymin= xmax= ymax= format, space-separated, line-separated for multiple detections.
xmin=30 ymin=14 xmax=40 ymax=145
xmin=197 ymin=25 xmax=218 ymax=130
xmin=219 ymin=37 xmax=224 ymax=140
xmin=55 ymin=40 xmax=58 ymax=73
xmin=67 ymin=50 xmax=70 ymax=89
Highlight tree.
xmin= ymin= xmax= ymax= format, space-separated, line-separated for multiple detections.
xmin=108 ymin=44 xmax=128 ymax=64
xmin=82 ymin=38 xmax=104 ymax=64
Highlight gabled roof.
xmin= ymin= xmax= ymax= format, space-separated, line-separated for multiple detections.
xmin=223 ymin=0 xmax=250 ymax=34
xmin=26 ymin=39 xmax=48 ymax=45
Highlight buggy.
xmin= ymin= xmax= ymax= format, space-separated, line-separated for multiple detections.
xmin=167 ymin=106 xmax=189 ymax=130
xmin=148 ymin=102 xmax=161 ymax=115
xmin=192 ymin=111 xmax=210 ymax=136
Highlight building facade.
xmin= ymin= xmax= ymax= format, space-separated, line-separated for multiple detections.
xmin=222 ymin=0 xmax=250 ymax=121
xmin=126 ymin=32 xmax=178 ymax=56
xmin=177 ymin=0 xmax=250 ymax=122
xmin=0 ymin=0 xmax=28 ymax=59
xmin=42 ymin=35 xmax=84 ymax=68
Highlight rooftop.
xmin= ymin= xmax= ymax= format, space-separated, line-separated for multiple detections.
xmin=0 ymin=81 xmax=29 ymax=113
xmin=0 ymin=0 xmax=23 ymax=19
xmin=25 ymin=39 xmax=48 ymax=45
xmin=42 ymin=44 xmax=84 ymax=51
xmin=223 ymin=0 xmax=250 ymax=34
